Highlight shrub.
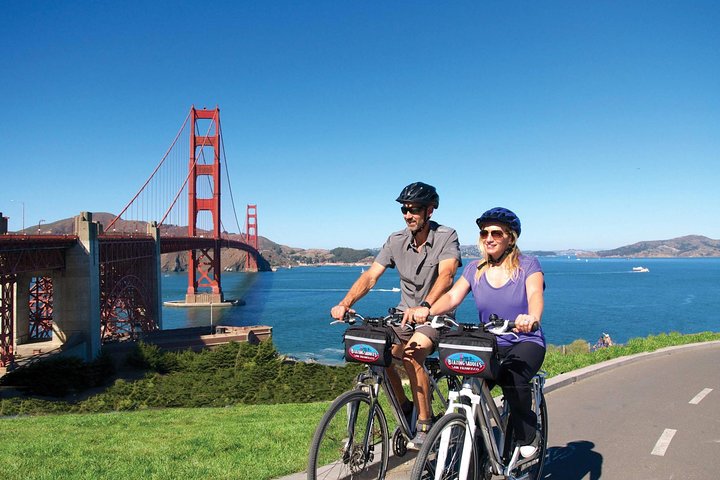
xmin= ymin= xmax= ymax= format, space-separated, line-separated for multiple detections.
xmin=565 ymin=339 xmax=591 ymax=355
xmin=0 ymin=353 xmax=115 ymax=397
xmin=125 ymin=342 xmax=179 ymax=373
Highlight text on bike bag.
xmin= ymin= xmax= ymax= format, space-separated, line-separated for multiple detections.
xmin=343 ymin=324 xmax=394 ymax=367
xmin=438 ymin=328 xmax=499 ymax=379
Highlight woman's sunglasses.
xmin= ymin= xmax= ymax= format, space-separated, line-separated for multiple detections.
xmin=479 ymin=229 xmax=506 ymax=240
xmin=401 ymin=206 xmax=426 ymax=215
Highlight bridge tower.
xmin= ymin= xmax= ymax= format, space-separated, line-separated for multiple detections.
xmin=245 ymin=205 xmax=259 ymax=272
xmin=186 ymin=106 xmax=223 ymax=304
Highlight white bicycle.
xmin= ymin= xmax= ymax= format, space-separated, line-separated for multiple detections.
xmin=410 ymin=314 xmax=548 ymax=480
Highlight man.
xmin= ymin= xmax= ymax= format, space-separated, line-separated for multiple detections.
xmin=331 ymin=181 xmax=461 ymax=447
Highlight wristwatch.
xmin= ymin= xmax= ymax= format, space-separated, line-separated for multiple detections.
xmin=420 ymin=301 xmax=432 ymax=309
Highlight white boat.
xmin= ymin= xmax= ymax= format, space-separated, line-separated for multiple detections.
xmin=632 ymin=266 xmax=650 ymax=273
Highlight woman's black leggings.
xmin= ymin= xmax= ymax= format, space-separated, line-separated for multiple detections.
xmin=496 ymin=342 xmax=546 ymax=445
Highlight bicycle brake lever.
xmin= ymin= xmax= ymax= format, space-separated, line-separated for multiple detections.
xmin=486 ymin=319 xmax=512 ymax=335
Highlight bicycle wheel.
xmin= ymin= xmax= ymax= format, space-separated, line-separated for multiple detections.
xmin=410 ymin=412 xmax=478 ymax=480
xmin=307 ymin=389 xmax=389 ymax=480
xmin=511 ymin=391 xmax=548 ymax=480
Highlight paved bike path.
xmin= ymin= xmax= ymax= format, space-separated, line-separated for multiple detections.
xmin=277 ymin=340 xmax=720 ymax=480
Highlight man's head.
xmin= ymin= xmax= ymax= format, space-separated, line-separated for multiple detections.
xmin=396 ymin=182 xmax=439 ymax=235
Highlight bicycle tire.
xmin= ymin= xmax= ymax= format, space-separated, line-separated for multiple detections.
xmin=410 ymin=412 xmax=479 ymax=480
xmin=511 ymin=390 xmax=548 ymax=480
xmin=307 ymin=389 xmax=389 ymax=480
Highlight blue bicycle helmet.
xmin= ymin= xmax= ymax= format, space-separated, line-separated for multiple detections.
xmin=396 ymin=182 xmax=439 ymax=208
xmin=476 ymin=207 xmax=521 ymax=237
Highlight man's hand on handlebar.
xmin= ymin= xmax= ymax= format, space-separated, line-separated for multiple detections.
xmin=513 ymin=314 xmax=539 ymax=333
xmin=401 ymin=306 xmax=431 ymax=328
xmin=331 ymin=304 xmax=354 ymax=320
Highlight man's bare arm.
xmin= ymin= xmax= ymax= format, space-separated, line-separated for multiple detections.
xmin=331 ymin=262 xmax=386 ymax=319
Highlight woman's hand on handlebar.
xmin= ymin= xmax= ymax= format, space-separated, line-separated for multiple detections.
xmin=513 ymin=314 xmax=539 ymax=333
xmin=401 ymin=306 xmax=430 ymax=328
xmin=331 ymin=304 xmax=354 ymax=320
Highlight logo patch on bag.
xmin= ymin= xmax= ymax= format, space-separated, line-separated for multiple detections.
xmin=347 ymin=344 xmax=381 ymax=363
xmin=444 ymin=352 xmax=486 ymax=375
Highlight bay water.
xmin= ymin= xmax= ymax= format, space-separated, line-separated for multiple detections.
xmin=162 ymin=257 xmax=720 ymax=364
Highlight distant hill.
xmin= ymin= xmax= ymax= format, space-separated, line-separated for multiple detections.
xmin=10 ymin=213 xmax=373 ymax=271
xmin=583 ymin=235 xmax=720 ymax=258
xmin=9 ymin=215 xmax=719 ymax=268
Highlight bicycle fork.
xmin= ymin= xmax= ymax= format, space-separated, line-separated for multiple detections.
xmin=435 ymin=383 xmax=481 ymax=480
xmin=344 ymin=383 xmax=382 ymax=467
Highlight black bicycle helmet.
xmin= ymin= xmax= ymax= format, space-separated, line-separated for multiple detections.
xmin=476 ymin=207 xmax=521 ymax=237
xmin=395 ymin=182 xmax=440 ymax=208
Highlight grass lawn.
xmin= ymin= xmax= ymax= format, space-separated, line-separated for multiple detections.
xmin=0 ymin=402 xmax=329 ymax=480
xmin=2 ymin=331 xmax=719 ymax=480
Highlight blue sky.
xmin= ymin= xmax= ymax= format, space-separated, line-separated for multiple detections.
xmin=2 ymin=1 xmax=719 ymax=251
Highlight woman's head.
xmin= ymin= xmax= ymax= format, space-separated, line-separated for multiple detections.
xmin=478 ymin=222 xmax=517 ymax=259
xmin=474 ymin=207 xmax=522 ymax=279
xmin=475 ymin=207 xmax=521 ymax=237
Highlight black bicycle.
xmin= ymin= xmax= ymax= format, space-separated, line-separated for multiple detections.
xmin=307 ymin=310 xmax=461 ymax=480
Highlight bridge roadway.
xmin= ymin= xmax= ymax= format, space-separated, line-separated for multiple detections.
xmin=279 ymin=340 xmax=720 ymax=480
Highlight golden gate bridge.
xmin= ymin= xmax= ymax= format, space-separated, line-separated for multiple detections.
xmin=0 ymin=106 xmax=268 ymax=370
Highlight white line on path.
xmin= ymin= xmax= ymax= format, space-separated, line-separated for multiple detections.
xmin=689 ymin=388 xmax=713 ymax=405
xmin=651 ymin=429 xmax=677 ymax=456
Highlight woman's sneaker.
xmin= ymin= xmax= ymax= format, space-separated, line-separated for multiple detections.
xmin=519 ymin=432 xmax=540 ymax=458
xmin=520 ymin=444 xmax=538 ymax=458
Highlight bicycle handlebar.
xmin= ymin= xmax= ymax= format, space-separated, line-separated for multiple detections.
xmin=330 ymin=308 xmax=412 ymax=330
xmin=429 ymin=313 xmax=539 ymax=334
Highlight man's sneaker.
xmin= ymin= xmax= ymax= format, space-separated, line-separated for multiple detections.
xmin=407 ymin=431 xmax=427 ymax=450
xmin=407 ymin=420 xmax=433 ymax=450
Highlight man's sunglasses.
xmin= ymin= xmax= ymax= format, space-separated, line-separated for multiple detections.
xmin=479 ymin=229 xmax=506 ymax=240
xmin=401 ymin=206 xmax=426 ymax=215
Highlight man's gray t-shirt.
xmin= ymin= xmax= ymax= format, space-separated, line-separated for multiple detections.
xmin=374 ymin=221 xmax=462 ymax=310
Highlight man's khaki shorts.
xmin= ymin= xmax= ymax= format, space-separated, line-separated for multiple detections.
xmin=391 ymin=323 xmax=439 ymax=346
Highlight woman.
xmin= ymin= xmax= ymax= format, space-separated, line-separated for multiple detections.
xmin=412 ymin=207 xmax=545 ymax=458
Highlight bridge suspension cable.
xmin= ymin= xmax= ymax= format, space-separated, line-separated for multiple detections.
xmin=107 ymin=107 xmax=246 ymax=236
xmin=218 ymin=120 xmax=244 ymax=239
xmin=107 ymin=110 xmax=192 ymax=232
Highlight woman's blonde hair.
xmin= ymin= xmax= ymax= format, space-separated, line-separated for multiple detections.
xmin=474 ymin=228 xmax=521 ymax=284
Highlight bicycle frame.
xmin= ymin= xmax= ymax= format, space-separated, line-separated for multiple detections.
xmin=357 ymin=359 xmax=452 ymax=441
xmin=436 ymin=371 xmax=546 ymax=480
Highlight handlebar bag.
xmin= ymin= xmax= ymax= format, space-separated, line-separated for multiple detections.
xmin=344 ymin=324 xmax=394 ymax=367
xmin=438 ymin=328 xmax=499 ymax=379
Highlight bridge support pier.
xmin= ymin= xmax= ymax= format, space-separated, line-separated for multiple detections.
xmin=148 ymin=222 xmax=163 ymax=330
xmin=52 ymin=212 xmax=101 ymax=361
xmin=13 ymin=274 xmax=32 ymax=346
